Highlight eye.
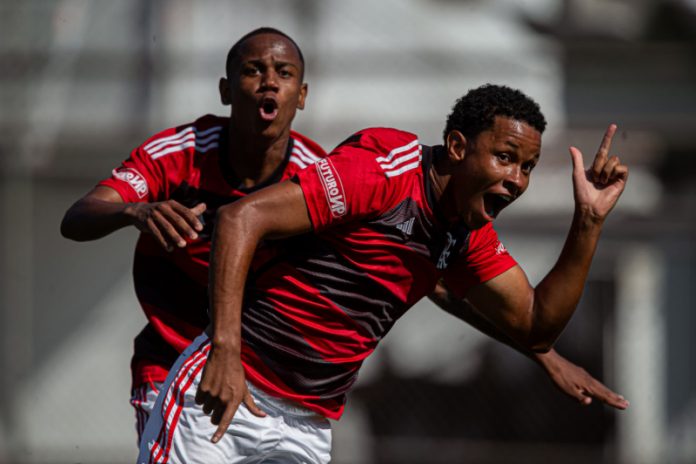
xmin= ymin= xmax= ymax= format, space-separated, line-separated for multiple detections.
xmin=242 ymin=65 xmax=260 ymax=76
xmin=522 ymin=161 xmax=537 ymax=175
xmin=495 ymin=152 xmax=511 ymax=163
xmin=278 ymin=67 xmax=293 ymax=78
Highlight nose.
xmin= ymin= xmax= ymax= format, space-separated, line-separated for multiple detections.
xmin=260 ymin=69 xmax=279 ymax=91
xmin=503 ymin=165 xmax=526 ymax=197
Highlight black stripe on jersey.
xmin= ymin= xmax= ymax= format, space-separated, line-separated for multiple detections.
xmin=287 ymin=234 xmax=410 ymax=338
xmin=365 ymin=197 xmax=433 ymax=259
xmin=240 ymin=235 xmax=409 ymax=398
xmin=132 ymin=323 xmax=181 ymax=369
xmin=242 ymin=300 xmax=359 ymax=401
xmin=132 ymin=250 xmax=209 ymax=329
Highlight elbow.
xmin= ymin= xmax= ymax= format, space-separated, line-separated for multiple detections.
xmin=215 ymin=202 xmax=244 ymax=228
xmin=524 ymin=317 xmax=560 ymax=354
xmin=518 ymin=301 xmax=558 ymax=353
xmin=215 ymin=201 xmax=257 ymax=239
xmin=60 ymin=213 xmax=78 ymax=240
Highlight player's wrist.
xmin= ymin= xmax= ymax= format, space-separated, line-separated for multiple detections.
xmin=573 ymin=204 xmax=605 ymax=228
xmin=532 ymin=348 xmax=560 ymax=371
xmin=211 ymin=333 xmax=242 ymax=354
xmin=122 ymin=202 xmax=140 ymax=224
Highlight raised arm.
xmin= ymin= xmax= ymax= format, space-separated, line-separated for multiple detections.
xmin=195 ymin=179 xmax=312 ymax=443
xmin=429 ymin=283 xmax=628 ymax=409
xmin=465 ymin=124 xmax=628 ymax=352
xmin=60 ymin=185 xmax=205 ymax=251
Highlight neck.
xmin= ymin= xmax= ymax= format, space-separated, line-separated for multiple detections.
xmin=225 ymin=123 xmax=291 ymax=188
xmin=428 ymin=145 xmax=451 ymax=203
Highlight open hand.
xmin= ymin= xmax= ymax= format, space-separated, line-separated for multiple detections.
xmin=127 ymin=200 xmax=206 ymax=251
xmin=536 ymin=349 xmax=629 ymax=409
xmin=570 ymin=124 xmax=629 ymax=222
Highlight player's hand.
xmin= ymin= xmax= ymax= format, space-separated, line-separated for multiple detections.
xmin=126 ymin=200 xmax=206 ymax=251
xmin=195 ymin=344 xmax=266 ymax=444
xmin=535 ymin=349 xmax=629 ymax=410
xmin=570 ymin=124 xmax=629 ymax=222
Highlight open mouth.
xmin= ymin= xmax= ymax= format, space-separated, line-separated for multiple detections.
xmin=483 ymin=193 xmax=513 ymax=219
xmin=259 ymin=97 xmax=279 ymax=121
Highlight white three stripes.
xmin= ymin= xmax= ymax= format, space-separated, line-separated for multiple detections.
xmin=289 ymin=138 xmax=322 ymax=169
xmin=145 ymin=126 xmax=222 ymax=160
xmin=376 ymin=139 xmax=422 ymax=178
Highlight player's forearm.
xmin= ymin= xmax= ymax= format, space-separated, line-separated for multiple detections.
xmin=431 ymin=286 xmax=554 ymax=363
xmin=208 ymin=202 xmax=261 ymax=353
xmin=430 ymin=288 xmax=522 ymax=350
xmin=60 ymin=197 xmax=138 ymax=241
xmin=209 ymin=181 xmax=312 ymax=351
xmin=528 ymin=207 xmax=604 ymax=350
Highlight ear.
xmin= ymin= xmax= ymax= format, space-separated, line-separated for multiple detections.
xmin=296 ymin=83 xmax=308 ymax=110
xmin=445 ymin=130 xmax=467 ymax=164
xmin=219 ymin=77 xmax=231 ymax=105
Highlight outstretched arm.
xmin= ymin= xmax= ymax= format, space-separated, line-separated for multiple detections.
xmin=429 ymin=283 xmax=629 ymax=409
xmin=464 ymin=124 xmax=628 ymax=352
xmin=60 ymin=185 xmax=205 ymax=251
xmin=195 ymin=179 xmax=312 ymax=443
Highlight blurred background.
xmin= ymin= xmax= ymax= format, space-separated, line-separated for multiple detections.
xmin=1 ymin=0 xmax=695 ymax=462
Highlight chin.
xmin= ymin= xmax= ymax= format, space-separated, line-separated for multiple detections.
xmin=463 ymin=215 xmax=489 ymax=230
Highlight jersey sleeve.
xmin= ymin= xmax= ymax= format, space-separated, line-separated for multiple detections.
xmin=294 ymin=128 xmax=416 ymax=232
xmin=97 ymin=139 xmax=166 ymax=203
xmin=442 ymin=223 xmax=517 ymax=298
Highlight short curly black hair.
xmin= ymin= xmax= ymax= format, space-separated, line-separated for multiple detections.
xmin=443 ymin=84 xmax=546 ymax=143
xmin=225 ymin=27 xmax=305 ymax=79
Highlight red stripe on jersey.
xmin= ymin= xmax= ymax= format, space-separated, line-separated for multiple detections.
xmin=260 ymin=267 xmax=376 ymax=362
xmin=241 ymin=345 xmax=346 ymax=420
xmin=144 ymin=303 xmax=204 ymax=353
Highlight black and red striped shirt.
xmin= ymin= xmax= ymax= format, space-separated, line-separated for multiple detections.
xmin=239 ymin=127 xmax=517 ymax=419
xmin=98 ymin=114 xmax=327 ymax=387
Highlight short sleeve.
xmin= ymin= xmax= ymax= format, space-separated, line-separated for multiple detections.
xmin=443 ymin=223 xmax=517 ymax=298
xmin=98 ymin=144 xmax=164 ymax=203
xmin=294 ymin=129 xmax=413 ymax=232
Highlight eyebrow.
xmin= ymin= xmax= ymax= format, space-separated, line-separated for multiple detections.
xmin=503 ymin=141 xmax=520 ymax=150
xmin=244 ymin=59 xmax=299 ymax=69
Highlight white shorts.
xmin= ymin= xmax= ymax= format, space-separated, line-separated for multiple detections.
xmin=131 ymin=381 xmax=163 ymax=447
xmin=137 ymin=333 xmax=332 ymax=464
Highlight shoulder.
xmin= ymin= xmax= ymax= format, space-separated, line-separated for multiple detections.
xmin=330 ymin=128 xmax=422 ymax=178
xmin=338 ymin=127 xmax=419 ymax=154
xmin=138 ymin=114 xmax=226 ymax=162
xmin=289 ymin=130 xmax=327 ymax=169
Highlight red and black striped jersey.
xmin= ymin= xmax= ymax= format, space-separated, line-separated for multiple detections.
xmin=97 ymin=114 xmax=327 ymax=387
xmin=239 ymin=127 xmax=517 ymax=419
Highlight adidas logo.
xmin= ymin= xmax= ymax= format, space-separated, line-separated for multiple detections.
xmin=396 ymin=217 xmax=415 ymax=235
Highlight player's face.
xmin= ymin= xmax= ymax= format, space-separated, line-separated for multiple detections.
xmin=221 ymin=33 xmax=307 ymax=138
xmin=443 ymin=116 xmax=541 ymax=230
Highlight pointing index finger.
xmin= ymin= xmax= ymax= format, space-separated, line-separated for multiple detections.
xmin=597 ymin=124 xmax=617 ymax=159
xmin=591 ymin=124 xmax=617 ymax=180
